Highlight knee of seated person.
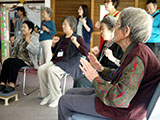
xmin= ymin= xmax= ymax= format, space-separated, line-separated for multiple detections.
xmin=46 ymin=67 xmax=53 ymax=74
xmin=65 ymin=88 xmax=75 ymax=94
xmin=59 ymin=94 xmax=68 ymax=104
xmin=37 ymin=66 xmax=45 ymax=73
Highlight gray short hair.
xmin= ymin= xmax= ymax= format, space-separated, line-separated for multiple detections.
xmin=42 ymin=7 xmax=53 ymax=18
xmin=62 ymin=16 xmax=77 ymax=33
xmin=120 ymin=7 xmax=153 ymax=43
xmin=100 ymin=16 xmax=117 ymax=31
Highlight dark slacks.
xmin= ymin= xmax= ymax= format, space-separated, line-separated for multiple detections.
xmin=0 ymin=58 xmax=27 ymax=84
xmin=58 ymin=88 xmax=112 ymax=120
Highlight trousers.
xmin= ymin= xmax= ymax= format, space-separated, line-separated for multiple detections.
xmin=0 ymin=58 xmax=27 ymax=84
xmin=38 ymin=61 xmax=65 ymax=102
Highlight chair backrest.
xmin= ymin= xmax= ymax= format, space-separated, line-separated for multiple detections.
xmin=146 ymin=82 xmax=160 ymax=120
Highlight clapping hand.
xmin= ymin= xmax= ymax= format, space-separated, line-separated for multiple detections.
xmin=88 ymin=52 xmax=104 ymax=72
xmin=79 ymin=57 xmax=99 ymax=82
xmin=91 ymin=46 xmax=100 ymax=55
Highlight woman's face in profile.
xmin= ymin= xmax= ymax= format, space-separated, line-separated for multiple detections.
xmin=104 ymin=0 xmax=114 ymax=11
xmin=100 ymin=23 xmax=114 ymax=41
xmin=62 ymin=20 xmax=72 ymax=34
xmin=78 ymin=6 xmax=83 ymax=17
xmin=42 ymin=10 xmax=49 ymax=19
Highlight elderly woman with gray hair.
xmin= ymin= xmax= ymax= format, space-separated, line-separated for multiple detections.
xmin=38 ymin=16 xmax=88 ymax=108
xmin=39 ymin=7 xmax=56 ymax=64
xmin=58 ymin=7 xmax=160 ymax=120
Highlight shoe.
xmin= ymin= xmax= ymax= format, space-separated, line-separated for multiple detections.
xmin=0 ymin=85 xmax=6 ymax=92
xmin=40 ymin=95 xmax=50 ymax=105
xmin=48 ymin=94 xmax=62 ymax=108
xmin=2 ymin=86 xmax=15 ymax=93
xmin=48 ymin=99 xmax=59 ymax=108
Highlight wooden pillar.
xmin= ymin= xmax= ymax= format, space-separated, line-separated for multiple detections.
xmin=51 ymin=0 xmax=55 ymax=22
xmin=135 ymin=0 xmax=139 ymax=7
xmin=90 ymin=0 xmax=95 ymax=49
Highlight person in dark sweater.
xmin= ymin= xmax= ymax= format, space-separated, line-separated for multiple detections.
xmin=58 ymin=7 xmax=160 ymax=120
xmin=38 ymin=16 xmax=88 ymax=108
xmin=74 ymin=16 xmax=123 ymax=87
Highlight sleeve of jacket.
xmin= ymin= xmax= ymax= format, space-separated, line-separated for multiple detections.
xmin=152 ymin=14 xmax=160 ymax=35
xmin=87 ymin=18 xmax=93 ymax=34
xmin=48 ymin=21 xmax=56 ymax=36
xmin=93 ymin=57 xmax=144 ymax=108
xmin=26 ymin=34 xmax=40 ymax=55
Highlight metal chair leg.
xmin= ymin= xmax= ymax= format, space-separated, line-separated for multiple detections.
xmin=22 ymin=68 xmax=27 ymax=96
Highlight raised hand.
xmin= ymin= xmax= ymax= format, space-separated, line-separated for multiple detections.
xmin=80 ymin=18 xmax=87 ymax=25
xmin=71 ymin=36 xmax=80 ymax=48
xmin=79 ymin=57 xmax=99 ymax=82
xmin=91 ymin=46 xmax=99 ymax=55
xmin=95 ymin=21 xmax=100 ymax=29
xmin=42 ymin=25 xmax=49 ymax=32
xmin=88 ymin=52 xmax=104 ymax=72
xmin=52 ymin=36 xmax=60 ymax=44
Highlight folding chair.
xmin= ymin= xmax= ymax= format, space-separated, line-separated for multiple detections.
xmin=72 ymin=82 xmax=160 ymax=120
xmin=18 ymin=66 xmax=38 ymax=96
xmin=61 ymin=73 xmax=74 ymax=95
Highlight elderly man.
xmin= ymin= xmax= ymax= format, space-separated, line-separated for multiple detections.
xmin=146 ymin=0 xmax=160 ymax=59
xmin=58 ymin=7 xmax=160 ymax=120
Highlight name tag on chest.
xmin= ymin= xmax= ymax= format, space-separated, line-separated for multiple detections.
xmin=57 ymin=51 xmax=64 ymax=57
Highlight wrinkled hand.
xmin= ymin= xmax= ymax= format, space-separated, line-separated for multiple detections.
xmin=104 ymin=49 xmax=114 ymax=61
xmin=79 ymin=58 xmax=99 ymax=82
xmin=88 ymin=52 xmax=104 ymax=72
xmin=95 ymin=21 xmax=100 ymax=29
xmin=91 ymin=46 xmax=99 ymax=55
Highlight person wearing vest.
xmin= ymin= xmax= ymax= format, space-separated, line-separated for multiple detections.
xmin=38 ymin=16 xmax=88 ymax=108
xmin=146 ymin=0 xmax=160 ymax=59
xmin=95 ymin=0 xmax=120 ymax=51
xmin=58 ymin=7 xmax=160 ymax=120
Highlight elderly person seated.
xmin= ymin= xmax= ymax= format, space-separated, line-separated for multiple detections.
xmin=74 ymin=16 xmax=123 ymax=88
xmin=58 ymin=7 xmax=160 ymax=120
xmin=0 ymin=20 xmax=40 ymax=93
xmin=38 ymin=16 xmax=88 ymax=108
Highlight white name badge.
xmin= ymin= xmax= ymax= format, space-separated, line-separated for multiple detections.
xmin=40 ymin=30 xmax=43 ymax=34
xmin=57 ymin=51 xmax=64 ymax=57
